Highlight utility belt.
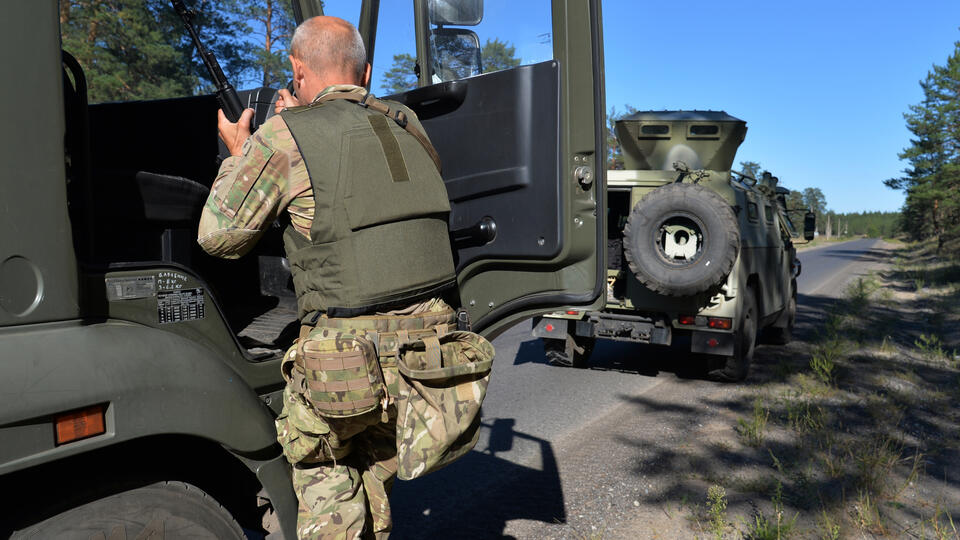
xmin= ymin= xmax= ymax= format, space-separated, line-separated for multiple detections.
xmin=284 ymin=306 xmax=494 ymax=479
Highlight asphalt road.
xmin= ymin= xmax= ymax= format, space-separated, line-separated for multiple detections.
xmin=390 ymin=238 xmax=887 ymax=539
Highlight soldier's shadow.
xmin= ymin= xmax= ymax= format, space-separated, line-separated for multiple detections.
xmin=390 ymin=418 xmax=565 ymax=539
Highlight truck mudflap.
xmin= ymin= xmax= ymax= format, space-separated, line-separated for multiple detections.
xmin=533 ymin=313 xmax=671 ymax=345
xmin=690 ymin=329 xmax=735 ymax=356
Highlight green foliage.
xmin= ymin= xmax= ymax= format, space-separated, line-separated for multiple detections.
xmin=62 ymin=0 xmax=199 ymax=102
xmin=379 ymin=53 xmax=417 ymax=95
xmin=481 ymin=38 xmax=521 ymax=73
xmin=60 ymin=0 xmax=297 ymax=103
xmin=737 ymin=397 xmax=769 ymax=447
xmin=232 ymin=0 xmax=295 ymax=88
xmin=706 ymin=485 xmax=729 ymax=540
xmin=746 ymin=482 xmax=798 ymax=540
xmin=885 ymin=38 xmax=960 ymax=250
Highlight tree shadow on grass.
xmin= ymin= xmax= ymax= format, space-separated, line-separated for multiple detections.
xmin=607 ymin=283 xmax=960 ymax=536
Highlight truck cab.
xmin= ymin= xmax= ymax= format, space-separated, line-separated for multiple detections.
xmin=0 ymin=0 xmax=605 ymax=537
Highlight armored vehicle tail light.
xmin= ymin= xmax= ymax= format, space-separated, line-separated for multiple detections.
xmin=708 ymin=317 xmax=732 ymax=330
xmin=678 ymin=315 xmax=696 ymax=325
xmin=565 ymin=310 xmax=580 ymax=315
xmin=55 ymin=404 xmax=107 ymax=445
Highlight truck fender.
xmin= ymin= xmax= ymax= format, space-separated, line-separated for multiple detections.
xmin=0 ymin=319 xmax=280 ymax=475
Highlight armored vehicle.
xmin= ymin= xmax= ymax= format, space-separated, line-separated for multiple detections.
xmin=0 ymin=1 xmax=607 ymax=537
xmin=534 ymin=110 xmax=814 ymax=380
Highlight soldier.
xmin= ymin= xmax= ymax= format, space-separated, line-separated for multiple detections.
xmin=198 ymin=16 xmax=459 ymax=539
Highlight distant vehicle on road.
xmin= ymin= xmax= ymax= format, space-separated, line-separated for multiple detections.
xmin=534 ymin=111 xmax=815 ymax=381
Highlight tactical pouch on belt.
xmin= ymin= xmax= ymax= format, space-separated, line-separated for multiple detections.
xmin=395 ymin=331 xmax=494 ymax=480
xmin=299 ymin=328 xmax=386 ymax=418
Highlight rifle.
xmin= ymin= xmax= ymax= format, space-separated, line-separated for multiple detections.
xmin=171 ymin=0 xmax=245 ymax=123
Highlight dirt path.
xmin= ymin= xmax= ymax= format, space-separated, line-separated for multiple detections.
xmin=502 ymin=241 xmax=960 ymax=539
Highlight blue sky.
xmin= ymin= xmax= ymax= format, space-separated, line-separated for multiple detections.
xmin=601 ymin=0 xmax=960 ymax=213
xmin=321 ymin=0 xmax=960 ymax=214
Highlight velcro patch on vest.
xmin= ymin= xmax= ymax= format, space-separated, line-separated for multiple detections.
xmin=368 ymin=114 xmax=410 ymax=183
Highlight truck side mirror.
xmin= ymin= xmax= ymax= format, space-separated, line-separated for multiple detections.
xmin=803 ymin=211 xmax=816 ymax=241
xmin=429 ymin=0 xmax=483 ymax=26
xmin=429 ymin=28 xmax=483 ymax=81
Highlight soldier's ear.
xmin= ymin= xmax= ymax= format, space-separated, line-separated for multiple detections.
xmin=290 ymin=55 xmax=305 ymax=87
xmin=362 ymin=63 xmax=372 ymax=88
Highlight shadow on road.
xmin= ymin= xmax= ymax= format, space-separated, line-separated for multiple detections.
xmin=390 ymin=419 xmax=565 ymax=539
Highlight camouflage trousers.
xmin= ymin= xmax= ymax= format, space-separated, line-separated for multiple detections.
xmin=275 ymin=301 xmax=456 ymax=539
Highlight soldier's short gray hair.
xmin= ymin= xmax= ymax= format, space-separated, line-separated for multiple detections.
xmin=291 ymin=17 xmax=366 ymax=83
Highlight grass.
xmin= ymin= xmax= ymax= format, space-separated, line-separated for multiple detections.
xmin=736 ymin=397 xmax=769 ymax=447
xmin=710 ymin=240 xmax=960 ymax=538
xmin=743 ymin=482 xmax=798 ymax=540
xmin=707 ymin=485 xmax=728 ymax=540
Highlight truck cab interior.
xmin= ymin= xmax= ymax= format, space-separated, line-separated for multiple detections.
xmin=63 ymin=50 xmax=298 ymax=357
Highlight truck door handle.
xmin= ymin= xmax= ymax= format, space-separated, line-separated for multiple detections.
xmin=397 ymin=80 xmax=468 ymax=119
xmin=451 ymin=216 xmax=496 ymax=248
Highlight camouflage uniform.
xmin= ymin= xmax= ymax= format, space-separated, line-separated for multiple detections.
xmin=198 ymin=85 xmax=448 ymax=539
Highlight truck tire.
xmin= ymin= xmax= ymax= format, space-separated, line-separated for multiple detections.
xmin=710 ymin=286 xmax=758 ymax=382
xmin=623 ymin=183 xmax=740 ymax=297
xmin=11 ymin=481 xmax=245 ymax=540
xmin=544 ymin=334 xmax=595 ymax=368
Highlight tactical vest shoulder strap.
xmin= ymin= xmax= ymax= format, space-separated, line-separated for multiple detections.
xmin=313 ymin=90 xmax=443 ymax=174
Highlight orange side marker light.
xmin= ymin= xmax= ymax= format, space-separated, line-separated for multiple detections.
xmin=55 ymin=404 xmax=106 ymax=445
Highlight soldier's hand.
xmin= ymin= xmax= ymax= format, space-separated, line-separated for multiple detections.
xmin=275 ymin=89 xmax=300 ymax=113
xmin=218 ymin=108 xmax=255 ymax=157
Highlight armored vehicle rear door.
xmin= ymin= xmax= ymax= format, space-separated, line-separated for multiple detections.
xmin=355 ymin=0 xmax=606 ymax=337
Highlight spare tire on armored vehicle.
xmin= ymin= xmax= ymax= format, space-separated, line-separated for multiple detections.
xmin=623 ymin=183 xmax=740 ymax=297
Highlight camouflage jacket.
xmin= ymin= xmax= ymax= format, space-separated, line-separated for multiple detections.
xmin=197 ymin=84 xmax=371 ymax=259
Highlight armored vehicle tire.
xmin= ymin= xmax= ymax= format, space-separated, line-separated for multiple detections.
xmin=623 ymin=183 xmax=740 ymax=297
xmin=12 ymin=481 xmax=245 ymax=539
xmin=710 ymin=286 xmax=758 ymax=382
xmin=545 ymin=335 xmax=595 ymax=368
xmin=765 ymin=291 xmax=796 ymax=345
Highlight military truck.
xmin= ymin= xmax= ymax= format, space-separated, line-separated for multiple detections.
xmin=0 ymin=1 xmax=607 ymax=537
xmin=534 ymin=110 xmax=815 ymax=380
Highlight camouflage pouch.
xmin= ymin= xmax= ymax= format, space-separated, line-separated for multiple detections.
xmin=300 ymin=328 xmax=386 ymax=418
xmin=395 ymin=331 xmax=494 ymax=480
xmin=276 ymin=385 xmax=339 ymax=465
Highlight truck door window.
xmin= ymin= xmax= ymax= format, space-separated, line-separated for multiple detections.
xmin=764 ymin=205 xmax=774 ymax=223
xmin=60 ymin=2 xmax=306 ymax=103
xmin=370 ymin=2 xmax=418 ymax=95
xmin=426 ymin=0 xmax=553 ymax=83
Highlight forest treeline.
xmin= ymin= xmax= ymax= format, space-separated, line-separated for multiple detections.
xmin=884 ymin=38 xmax=960 ymax=252
xmin=60 ymin=1 xmax=521 ymax=102
xmin=60 ymin=0 xmax=297 ymax=103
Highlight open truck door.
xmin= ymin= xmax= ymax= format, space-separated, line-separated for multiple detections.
xmin=353 ymin=0 xmax=607 ymax=337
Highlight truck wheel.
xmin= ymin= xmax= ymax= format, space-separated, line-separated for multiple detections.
xmin=544 ymin=335 xmax=595 ymax=368
xmin=710 ymin=287 xmax=757 ymax=382
xmin=11 ymin=481 xmax=245 ymax=540
xmin=765 ymin=291 xmax=796 ymax=345
xmin=623 ymin=184 xmax=740 ymax=297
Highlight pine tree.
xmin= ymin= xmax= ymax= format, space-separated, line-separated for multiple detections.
xmin=481 ymin=38 xmax=521 ymax=73
xmin=379 ymin=53 xmax=417 ymax=95
xmin=61 ymin=0 xmax=254 ymax=103
xmin=885 ymin=38 xmax=960 ymax=250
